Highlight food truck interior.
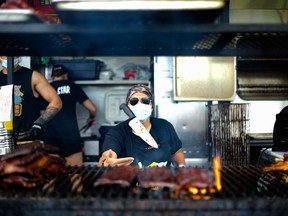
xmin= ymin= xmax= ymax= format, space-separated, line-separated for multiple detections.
xmin=1 ymin=0 xmax=288 ymax=215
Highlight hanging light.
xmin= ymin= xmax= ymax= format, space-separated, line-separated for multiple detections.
xmin=53 ymin=0 xmax=226 ymax=11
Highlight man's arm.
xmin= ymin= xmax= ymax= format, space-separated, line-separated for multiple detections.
xmin=32 ymin=70 xmax=62 ymax=123
xmin=82 ymin=98 xmax=97 ymax=124
xmin=172 ymin=149 xmax=186 ymax=167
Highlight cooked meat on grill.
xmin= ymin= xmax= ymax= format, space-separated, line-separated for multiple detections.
xmin=0 ymin=141 xmax=60 ymax=161
xmin=1 ymin=154 xmax=64 ymax=177
xmin=94 ymin=165 xmax=141 ymax=188
xmin=175 ymin=167 xmax=215 ymax=189
xmin=0 ymin=174 xmax=43 ymax=188
xmin=137 ymin=166 xmax=176 ymax=189
xmin=263 ymin=161 xmax=288 ymax=172
xmin=0 ymin=141 xmax=66 ymax=188
xmin=264 ymin=154 xmax=288 ymax=172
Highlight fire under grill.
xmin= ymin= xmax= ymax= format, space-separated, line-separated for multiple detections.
xmin=0 ymin=165 xmax=287 ymax=215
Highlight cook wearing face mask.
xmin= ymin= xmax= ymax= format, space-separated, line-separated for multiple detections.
xmin=128 ymin=98 xmax=152 ymax=123
xmin=99 ymin=84 xmax=185 ymax=168
xmin=0 ymin=56 xmax=62 ymax=143
xmin=0 ymin=56 xmax=22 ymax=70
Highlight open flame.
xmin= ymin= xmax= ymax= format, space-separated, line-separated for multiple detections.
xmin=213 ymin=155 xmax=222 ymax=191
xmin=177 ymin=155 xmax=222 ymax=200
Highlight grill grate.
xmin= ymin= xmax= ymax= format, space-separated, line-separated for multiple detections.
xmin=2 ymin=24 xmax=288 ymax=56
xmin=0 ymin=165 xmax=288 ymax=215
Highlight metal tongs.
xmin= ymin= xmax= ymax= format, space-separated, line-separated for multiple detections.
xmin=79 ymin=121 xmax=93 ymax=133
xmin=16 ymin=131 xmax=31 ymax=141
xmin=15 ymin=130 xmax=41 ymax=142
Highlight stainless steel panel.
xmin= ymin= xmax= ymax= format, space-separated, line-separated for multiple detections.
xmin=174 ymin=56 xmax=236 ymax=101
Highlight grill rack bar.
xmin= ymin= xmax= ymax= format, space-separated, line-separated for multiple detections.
xmin=1 ymin=24 xmax=288 ymax=56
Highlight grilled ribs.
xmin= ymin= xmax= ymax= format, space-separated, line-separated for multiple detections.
xmin=263 ymin=154 xmax=288 ymax=172
xmin=137 ymin=166 xmax=177 ymax=189
xmin=0 ymin=141 xmax=65 ymax=188
xmin=175 ymin=167 xmax=215 ymax=189
xmin=94 ymin=165 xmax=141 ymax=188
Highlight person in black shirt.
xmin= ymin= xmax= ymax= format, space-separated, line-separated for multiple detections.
xmin=99 ymin=84 xmax=185 ymax=168
xmin=0 ymin=56 xmax=62 ymax=139
xmin=43 ymin=65 xmax=97 ymax=166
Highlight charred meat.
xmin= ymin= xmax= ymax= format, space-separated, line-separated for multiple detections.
xmin=94 ymin=165 xmax=141 ymax=188
xmin=263 ymin=153 xmax=288 ymax=172
xmin=0 ymin=141 xmax=65 ymax=188
xmin=175 ymin=167 xmax=215 ymax=189
xmin=137 ymin=166 xmax=176 ymax=189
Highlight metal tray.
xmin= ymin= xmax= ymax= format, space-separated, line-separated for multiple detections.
xmin=0 ymin=9 xmax=42 ymax=23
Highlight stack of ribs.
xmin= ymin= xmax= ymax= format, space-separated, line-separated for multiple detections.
xmin=0 ymin=141 xmax=65 ymax=188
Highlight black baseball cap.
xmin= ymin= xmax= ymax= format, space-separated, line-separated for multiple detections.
xmin=52 ymin=65 xmax=67 ymax=77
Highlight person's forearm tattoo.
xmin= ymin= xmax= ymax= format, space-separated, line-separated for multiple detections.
xmin=41 ymin=107 xmax=59 ymax=123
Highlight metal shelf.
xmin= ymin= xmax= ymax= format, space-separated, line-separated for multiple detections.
xmin=74 ymin=80 xmax=150 ymax=85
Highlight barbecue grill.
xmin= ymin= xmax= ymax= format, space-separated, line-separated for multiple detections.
xmin=0 ymin=165 xmax=287 ymax=215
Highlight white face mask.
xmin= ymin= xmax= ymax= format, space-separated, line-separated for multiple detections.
xmin=129 ymin=103 xmax=152 ymax=123
xmin=1 ymin=57 xmax=21 ymax=69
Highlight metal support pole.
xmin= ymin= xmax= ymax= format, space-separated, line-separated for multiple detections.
xmin=6 ymin=56 xmax=15 ymax=152
xmin=7 ymin=56 xmax=14 ymax=84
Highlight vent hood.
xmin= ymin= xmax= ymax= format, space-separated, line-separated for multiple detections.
xmin=230 ymin=0 xmax=288 ymax=24
xmin=234 ymin=0 xmax=288 ymax=101
xmin=237 ymin=58 xmax=288 ymax=100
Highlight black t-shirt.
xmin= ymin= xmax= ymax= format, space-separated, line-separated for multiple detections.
xmin=0 ymin=67 xmax=41 ymax=133
xmin=101 ymin=117 xmax=182 ymax=167
xmin=49 ymin=80 xmax=88 ymax=121
xmin=43 ymin=80 xmax=88 ymax=156
xmin=273 ymin=105 xmax=288 ymax=151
